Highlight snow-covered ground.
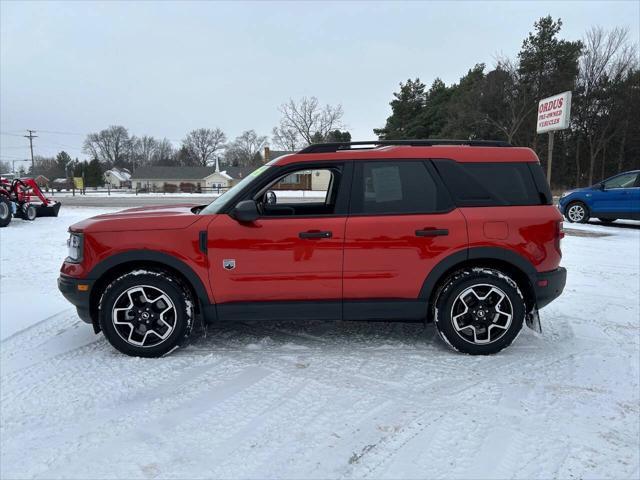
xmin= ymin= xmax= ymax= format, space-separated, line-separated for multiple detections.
xmin=1 ymin=208 xmax=639 ymax=479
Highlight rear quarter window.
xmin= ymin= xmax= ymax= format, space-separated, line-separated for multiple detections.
xmin=433 ymin=160 xmax=549 ymax=206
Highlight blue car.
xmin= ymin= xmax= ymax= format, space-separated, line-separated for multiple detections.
xmin=559 ymin=170 xmax=640 ymax=223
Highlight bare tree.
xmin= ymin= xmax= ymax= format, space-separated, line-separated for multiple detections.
xmin=182 ymin=128 xmax=227 ymax=167
xmin=575 ymin=26 xmax=637 ymax=184
xmin=482 ymin=59 xmax=537 ymax=143
xmin=276 ymin=97 xmax=344 ymax=146
xmin=83 ymin=125 xmax=131 ymax=167
xmin=151 ymin=138 xmax=175 ymax=166
xmin=225 ymin=130 xmax=267 ymax=167
xmin=271 ymin=126 xmax=302 ymax=151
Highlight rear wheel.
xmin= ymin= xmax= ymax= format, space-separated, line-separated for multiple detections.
xmin=0 ymin=196 xmax=11 ymax=227
xmin=434 ymin=268 xmax=525 ymax=355
xmin=565 ymin=201 xmax=589 ymax=223
xmin=98 ymin=270 xmax=194 ymax=357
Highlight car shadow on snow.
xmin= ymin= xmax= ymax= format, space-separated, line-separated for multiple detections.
xmin=586 ymin=220 xmax=640 ymax=230
xmin=181 ymin=319 xmax=451 ymax=355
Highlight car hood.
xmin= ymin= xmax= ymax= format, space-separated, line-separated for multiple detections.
xmin=561 ymin=186 xmax=594 ymax=197
xmin=70 ymin=204 xmax=204 ymax=233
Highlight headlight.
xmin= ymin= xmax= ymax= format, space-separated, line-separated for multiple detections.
xmin=67 ymin=232 xmax=83 ymax=262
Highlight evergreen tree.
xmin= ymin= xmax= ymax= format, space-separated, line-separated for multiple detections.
xmin=374 ymin=79 xmax=428 ymax=139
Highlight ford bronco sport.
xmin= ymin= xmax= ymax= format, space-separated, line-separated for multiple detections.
xmin=58 ymin=140 xmax=566 ymax=357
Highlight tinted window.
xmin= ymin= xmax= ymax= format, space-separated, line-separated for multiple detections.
xmin=604 ymin=172 xmax=638 ymax=189
xmin=351 ymin=161 xmax=450 ymax=214
xmin=433 ymin=161 xmax=543 ymax=206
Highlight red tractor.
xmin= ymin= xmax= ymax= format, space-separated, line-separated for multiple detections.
xmin=0 ymin=177 xmax=61 ymax=227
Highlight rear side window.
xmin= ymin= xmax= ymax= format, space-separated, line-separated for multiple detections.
xmin=433 ymin=160 xmax=547 ymax=206
xmin=351 ymin=161 xmax=452 ymax=215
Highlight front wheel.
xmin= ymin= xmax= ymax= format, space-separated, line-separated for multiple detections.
xmin=98 ymin=271 xmax=194 ymax=357
xmin=565 ymin=201 xmax=589 ymax=223
xmin=434 ymin=268 xmax=525 ymax=355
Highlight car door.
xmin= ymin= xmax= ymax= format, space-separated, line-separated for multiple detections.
xmin=592 ymin=172 xmax=639 ymax=216
xmin=206 ymin=162 xmax=350 ymax=320
xmin=342 ymin=160 xmax=467 ymax=321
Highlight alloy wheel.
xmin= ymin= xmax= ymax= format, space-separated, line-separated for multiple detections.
xmin=112 ymin=285 xmax=177 ymax=347
xmin=567 ymin=204 xmax=586 ymax=222
xmin=450 ymin=283 xmax=513 ymax=345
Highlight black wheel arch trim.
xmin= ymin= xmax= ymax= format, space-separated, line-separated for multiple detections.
xmin=419 ymin=246 xmax=538 ymax=301
xmin=88 ymin=250 xmax=211 ymax=305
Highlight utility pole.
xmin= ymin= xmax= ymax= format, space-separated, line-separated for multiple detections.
xmin=24 ymin=130 xmax=37 ymax=174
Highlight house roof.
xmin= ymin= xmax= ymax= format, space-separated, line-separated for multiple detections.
xmin=106 ymin=168 xmax=131 ymax=182
xmin=130 ymin=166 xmax=258 ymax=181
xmin=131 ymin=166 xmax=221 ymax=180
xmin=223 ymin=166 xmax=255 ymax=180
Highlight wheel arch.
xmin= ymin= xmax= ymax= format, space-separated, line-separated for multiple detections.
xmin=420 ymin=247 xmax=537 ymax=316
xmin=88 ymin=251 xmax=211 ymax=333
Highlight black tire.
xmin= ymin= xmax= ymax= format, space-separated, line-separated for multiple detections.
xmin=0 ymin=196 xmax=12 ymax=228
xmin=98 ymin=270 xmax=194 ymax=357
xmin=565 ymin=201 xmax=589 ymax=223
xmin=434 ymin=268 xmax=525 ymax=355
xmin=598 ymin=218 xmax=616 ymax=224
xmin=23 ymin=204 xmax=37 ymax=221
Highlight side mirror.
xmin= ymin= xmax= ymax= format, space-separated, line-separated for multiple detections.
xmin=266 ymin=190 xmax=277 ymax=205
xmin=599 ymin=183 xmax=606 ymax=191
xmin=231 ymin=200 xmax=259 ymax=223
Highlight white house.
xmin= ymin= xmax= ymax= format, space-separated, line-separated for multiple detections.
xmin=130 ymin=162 xmax=253 ymax=192
xmin=103 ymin=167 xmax=132 ymax=188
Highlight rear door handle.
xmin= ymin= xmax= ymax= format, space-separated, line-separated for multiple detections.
xmin=299 ymin=230 xmax=332 ymax=239
xmin=415 ymin=228 xmax=449 ymax=237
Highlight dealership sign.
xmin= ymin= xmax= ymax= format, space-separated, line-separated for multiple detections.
xmin=536 ymin=91 xmax=572 ymax=133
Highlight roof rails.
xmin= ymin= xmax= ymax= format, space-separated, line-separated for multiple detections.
xmin=299 ymin=139 xmax=512 ymax=154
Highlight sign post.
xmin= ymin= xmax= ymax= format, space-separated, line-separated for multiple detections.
xmin=536 ymin=91 xmax=572 ymax=185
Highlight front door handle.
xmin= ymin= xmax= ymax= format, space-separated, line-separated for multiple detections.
xmin=299 ymin=230 xmax=332 ymax=239
xmin=415 ymin=228 xmax=449 ymax=237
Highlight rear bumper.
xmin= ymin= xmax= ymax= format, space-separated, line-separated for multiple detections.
xmin=534 ymin=267 xmax=567 ymax=309
xmin=58 ymin=274 xmax=94 ymax=324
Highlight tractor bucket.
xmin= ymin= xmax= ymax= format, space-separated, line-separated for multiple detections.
xmin=35 ymin=202 xmax=61 ymax=217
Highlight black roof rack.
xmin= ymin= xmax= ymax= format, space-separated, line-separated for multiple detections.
xmin=299 ymin=139 xmax=512 ymax=154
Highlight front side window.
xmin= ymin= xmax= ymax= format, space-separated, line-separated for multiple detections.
xmin=257 ymin=167 xmax=341 ymax=217
xmin=603 ymin=172 xmax=638 ymax=189
xmin=351 ymin=161 xmax=448 ymax=215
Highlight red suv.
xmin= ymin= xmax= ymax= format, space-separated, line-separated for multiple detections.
xmin=59 ymin=140 xmax=566 ymax=357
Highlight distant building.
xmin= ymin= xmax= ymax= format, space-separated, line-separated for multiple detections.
xmin=34 ymin=175 xmax=50 ymax=188
xmin=130 ymin=162 xmax=254 ymax=192
xmin=103 ymin=167 xmax=132 ymax=188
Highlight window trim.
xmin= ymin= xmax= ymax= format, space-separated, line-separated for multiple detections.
xmin=348 ymin=159 xmax=454 ymax=217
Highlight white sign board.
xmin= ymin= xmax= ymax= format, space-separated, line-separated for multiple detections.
xmin=536 ymin=91 xmax=572 ymax=133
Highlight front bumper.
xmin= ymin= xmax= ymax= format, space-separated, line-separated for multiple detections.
xmin=534 ymin=267 xmax=567 ymax=309
xmin=58 ymin=274 xmax=94 ymax=324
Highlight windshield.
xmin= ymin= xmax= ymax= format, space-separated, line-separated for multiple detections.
xmin=199 ymin=165 xmax=271 ymax=214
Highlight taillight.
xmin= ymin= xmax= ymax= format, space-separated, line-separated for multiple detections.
xmin=555 ymin=221 xmax=564 ymax=255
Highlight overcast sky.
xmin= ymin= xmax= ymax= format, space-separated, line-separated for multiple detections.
xmin=1 ymin=0 xmax=638 ymax=163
